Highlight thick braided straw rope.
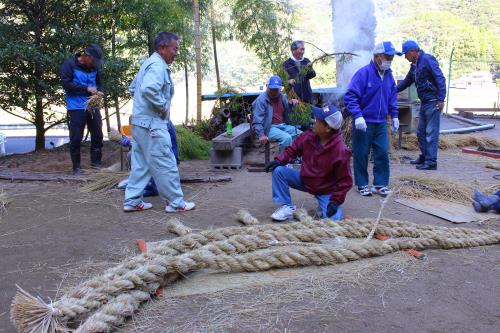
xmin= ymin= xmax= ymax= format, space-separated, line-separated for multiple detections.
xmin=11 ymin=210 xmax=500 ymax=333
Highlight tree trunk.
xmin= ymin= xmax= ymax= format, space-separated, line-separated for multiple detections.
xmin=210 ymin=1 xmax=221 ymax=91
xmin=194 ymin=0 xmax=202 ymax=123
xmin=185 ymin=63 xmax=189 ymax=124
xmin=34 ymin=102 xmax=46 ymax=150
xmin=103 ymin=95 xmax=111 ymax=133
xmin=112 ymin=0 xmax=122 ymax=129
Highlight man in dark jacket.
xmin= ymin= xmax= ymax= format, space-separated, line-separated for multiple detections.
xmin=344 ymin=41 xmax=400 ymax=197
xmin=397 ymin=40 xmax=446 ymax=170
xmin=282 ymin=40 xmax=316 ymax=104
xmin=265 ymin=105 xmax=352 ymax=222
xmin=60 ymin=44 xmax=104 ymax=175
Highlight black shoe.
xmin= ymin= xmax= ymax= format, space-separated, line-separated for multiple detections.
xmin=416 ymin=163 xmax=437 ymax=170
xmin=410 ymin=155 xmax=425 ymax=165
xmin=72 ymin=168 xmax=84 ymax=176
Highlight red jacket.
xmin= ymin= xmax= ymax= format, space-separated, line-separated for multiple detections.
xmin=276 ymin=130 xmax=353 ymax=205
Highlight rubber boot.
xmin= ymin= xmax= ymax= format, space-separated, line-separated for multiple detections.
xmin=473 ymin=190 xmax=499 ymax=210
xmin=90 ymin=147 xmax=102 ymax=168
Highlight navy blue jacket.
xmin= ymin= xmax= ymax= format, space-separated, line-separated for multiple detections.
xmin=282 ymin=57 xmax=316 ymax=103
xmin=61 ymin=54 xmax=103 ymax=110
xmin=397 ymin=51 xmax=446 ymax=103
xmin=344 ymin=61 xmax=398 ymax=123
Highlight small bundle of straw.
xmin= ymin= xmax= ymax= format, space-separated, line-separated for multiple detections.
xmin=79 ymin=172 xmax=129 ymax=193
xmin=396 ymin=174 xmax=474 ymax=205
xmin=165 ymin=218 xmax=192 ymax=236
xmin=485 ymin=162 xmax=500 ymax=171
xmin=236 ymin=209 xmax=260 ymax=225
xmin=108 ymin=129 xmax=123 ymax=142
xmin=86 ymin=94 xmax=103 ymax=112
xmin=0 ymin=189 xmax=9 ymax=216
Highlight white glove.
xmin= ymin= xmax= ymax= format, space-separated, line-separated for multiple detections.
xmin=392 ymin=118 xmax=399 ymax=132
xmin=354 ymin=117 xmax=367 ymax=131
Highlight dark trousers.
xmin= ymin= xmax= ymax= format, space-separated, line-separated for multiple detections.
xmin=68 ymin=109 xmax=103 ymax=170
xmin=352 ymin=122 xmax=390 ymax=187
xmin=417 ymin=102 xmax=441 ymax=165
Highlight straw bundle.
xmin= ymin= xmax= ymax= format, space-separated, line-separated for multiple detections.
xmin=79 ymin=172 xmax=128 ymax=193
xmin=396 ymin=174 xmax=474 ymax=204
xmin=86 ymin=94 xmax=103 ymax=111
xmin=108 ymin=130 xmax=123 ymax=142
xmin=236 ymin=209 xmax=260 ymax=225
xmin=485 ymin=163 xmax=500 ymax=171
xmin=165 ymin=218 xmax=192 ymax=236
xmin=401 ymin=133 xmax=500 ymax=151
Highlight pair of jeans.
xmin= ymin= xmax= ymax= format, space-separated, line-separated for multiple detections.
xmin=268 ymin=124 xmax=302 ymax=152
xmin=124 ymin=126 xmax=185 ymax=208
xmin=417 ymin=102 xmax=441 ymax=165
xmin=272 ymin=166 xmax=343 ymax=220
xmin=352 ymin=122 xmax=389 ymax=187
xmin=68 ymin=109 xmax=103 ymax=170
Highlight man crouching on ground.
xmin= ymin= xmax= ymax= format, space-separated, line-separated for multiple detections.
xmin=123 ymin=31 xmax=194 ymax=213
xmin=265 ymin=105 xmax=353 ymax=221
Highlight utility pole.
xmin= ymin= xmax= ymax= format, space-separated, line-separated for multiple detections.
xmin=445 ymin=47 xmax=455 ymax=115
xmin=194 ymin=0 xmax=202 ymax=123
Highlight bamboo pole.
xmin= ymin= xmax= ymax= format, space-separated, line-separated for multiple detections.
xmin=194 ymin=0 xmax=202 ymax=123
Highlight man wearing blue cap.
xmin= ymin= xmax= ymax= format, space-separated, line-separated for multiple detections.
xmin=252 ymin=75 xmax=300 ymax=152
xmin=397 ymin=40 xmax=446 ymax=170
xmin=264 ymin=105 xmax=352 ymax=221
xmin=344 ymin=41 xmax=400 ymax=197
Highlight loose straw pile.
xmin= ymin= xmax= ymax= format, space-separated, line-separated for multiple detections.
xmin=396 ymin=174 xmax=475 ymax=205
xmin=401 ymin=133 xmax=500 ymax=151
xmin=236 ymin=209 xmax=260 ymax=225
xmin=11 ymin=212 xmax=500 ymax=333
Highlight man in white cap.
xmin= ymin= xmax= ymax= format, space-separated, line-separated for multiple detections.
xmin=265 ymin=105 xmax=352 ymax=222
xmin=344 ymin=41 xmax=400 ymax=197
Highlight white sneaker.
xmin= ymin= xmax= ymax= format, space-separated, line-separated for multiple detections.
xmin=165 ymin=201 xmax=195 ymax=213
xmin=123 ymin=202 xmax=153 ymax=212
xmin=271 ymin=205 xmax=296 ymax=221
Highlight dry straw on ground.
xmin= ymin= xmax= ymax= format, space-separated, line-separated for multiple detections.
xmin=395 ymin=174 xmax=475 ymax=205
xmin=10 ymin=212 xmax=500 ymax=333
xmin=401 ymin=133 xmax=500 ymax=151
xmin=485 ymin=162 xmax=500 ymax=171
xmin=79 ymin=171 xmax=128 ymax=193
xmin=0 ymin=189 xmax=9 ymax=216
xmin=236 ymin=209 xmax=260 ymax=225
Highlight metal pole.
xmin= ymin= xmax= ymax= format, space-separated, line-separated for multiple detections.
xmin=445 ymin=47 xmax=454 ymax=115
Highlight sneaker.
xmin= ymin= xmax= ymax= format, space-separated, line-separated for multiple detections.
xmin=357 ymin=185 xmax=372 ymax=197
xmin=165 ymin=201 xmax=195 ymax=213
xmin=372 ymin=186 xmax=391 ymax=197
xmin=123 ymin=202 xmax=153 ymax=212
xmin=271 ymin=205 xmax=296 ymax=221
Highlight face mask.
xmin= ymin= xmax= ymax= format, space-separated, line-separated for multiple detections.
xmin=379 ymin=60 xmax=392 ymax=71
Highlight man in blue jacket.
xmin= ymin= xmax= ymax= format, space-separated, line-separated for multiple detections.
xmin=344 ymin=41 xmax=400 ymax=197
xmin=282 ymin=40 xmax=316 ymax=104
xmin=252 ymin=75 xmax=299 ymax=152
xmin=397 ymin=40 xmax=446 ymax=170
xmin=61 ymin=44 xmax=104 ymax=175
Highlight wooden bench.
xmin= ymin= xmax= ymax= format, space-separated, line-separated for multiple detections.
xmin=210 ymin=123 xmax=252 ymax=169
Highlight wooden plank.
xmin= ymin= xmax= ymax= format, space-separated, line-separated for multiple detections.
xmin=395 ymin=198 xmax=492 ymax=223
xmin=212 ymin=123 xmax=251 ymax=151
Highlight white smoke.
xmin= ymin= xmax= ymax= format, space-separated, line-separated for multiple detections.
xmin=332 ymin=0 xmax=377 ymax=89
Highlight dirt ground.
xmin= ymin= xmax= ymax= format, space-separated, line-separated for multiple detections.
xmin=1 ymin=129 xmax=500 ymax=333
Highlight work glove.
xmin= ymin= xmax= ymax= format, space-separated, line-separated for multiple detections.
xmin=354 ymin=117 xmax=367 ymax=131
xmin=119 ymin=136 xmax=131 ymax=147
xmin=392 ymin=118 xmax=400 ymax=132
xmin=326 ymin=202 xmax=338 ymax=217
xmin=265 ymin=160 xmax=280 ymax=173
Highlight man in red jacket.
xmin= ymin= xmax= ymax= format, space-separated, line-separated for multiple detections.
xmin=265 ymin=105 xmax=353 ymax=221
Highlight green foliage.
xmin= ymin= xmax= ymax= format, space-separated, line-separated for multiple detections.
xmin=288 ymin=103 xmax=312 ymax=127
xmin=175 ymin=126 xmax=211 ymax=160
xmin=228 ymin=0 xmax=294 ymax=71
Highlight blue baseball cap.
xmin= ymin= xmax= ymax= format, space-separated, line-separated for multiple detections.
xmin=312 ymin=105 xmax=343 ymax=130
xmin=373 ymin=41 xmax=402 ymax=56
xmin=401 ymin=40 xmax=420 ymax=54
xmin=267 ymin=75 xmax=283 ymax=89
